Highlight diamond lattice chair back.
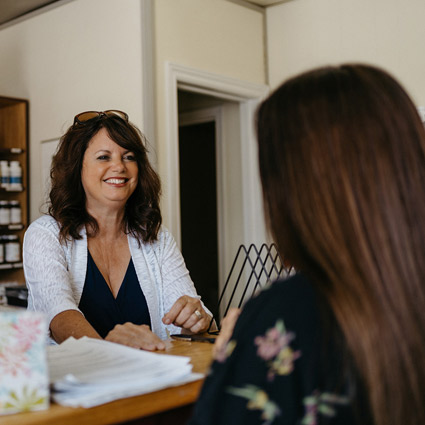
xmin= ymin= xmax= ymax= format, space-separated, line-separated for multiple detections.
xmin=208 ymin=243 xmax=294 ymax=334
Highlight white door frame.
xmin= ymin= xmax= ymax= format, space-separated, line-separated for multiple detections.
xmin=165 ymin=62 xmax=269 ymax=248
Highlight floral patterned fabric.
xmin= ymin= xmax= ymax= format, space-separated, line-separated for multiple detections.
xmin=0 ymin=311 xmax=49 ymax=415
xmin=188 ymin=274 xmax=358 ymax=425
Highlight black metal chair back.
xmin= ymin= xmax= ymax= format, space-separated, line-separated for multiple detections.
xmin=208 ymin=243 xmax=293 ymax=334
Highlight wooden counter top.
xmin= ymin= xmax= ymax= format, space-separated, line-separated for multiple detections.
xmin=2 ymin=338 xmax=214 ymax=425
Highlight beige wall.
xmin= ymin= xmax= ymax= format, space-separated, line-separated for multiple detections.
xmin=266 ymin=0 xmax=425 ymax=105
xmin=0 ymin=0 xmax=145 ymax=221
xmin=153 ymin=0 xmax=265 ymax=227
xmin=0 ymin=0 xmax=266 ymax=227
xmin=154 ymin=0 xmax=265 ymax=85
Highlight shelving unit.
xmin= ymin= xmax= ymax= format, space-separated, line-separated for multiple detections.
xmin=0 ymin=96 xmax=29 ymax=288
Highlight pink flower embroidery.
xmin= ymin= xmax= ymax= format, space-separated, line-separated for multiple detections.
xmin=254 ymin=319 xmax=301 ymax=380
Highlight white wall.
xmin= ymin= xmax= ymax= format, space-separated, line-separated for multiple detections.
xmin=0 ymin=0 xmax=267 ymax=230
xmin=266 ymin=0 xmax=425 ymax=105
xmin=153 ymin=0 xmax=266 ymax=228
xmin=0 ymin=0 xmax=146 ymax=221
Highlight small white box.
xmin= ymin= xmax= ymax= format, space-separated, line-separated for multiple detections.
xmin=0 ymin=310 xmax=49 ymax=415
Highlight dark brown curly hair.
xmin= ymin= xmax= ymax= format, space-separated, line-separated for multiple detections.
xmin=48 ymin=113 xmax=161 ymax=244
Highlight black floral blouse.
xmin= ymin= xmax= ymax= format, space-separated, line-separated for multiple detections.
xmin=188 ymin=274 xmax=361 ymax=425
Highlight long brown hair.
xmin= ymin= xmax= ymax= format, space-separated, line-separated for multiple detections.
xmin=256 ymin=64 xmax=425 ymax=425
xmin=49 ymin=113 xmax=161 ymax=243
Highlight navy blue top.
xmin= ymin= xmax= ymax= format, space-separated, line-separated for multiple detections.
xmin=78 ymin=251 xmax=151 ymax=338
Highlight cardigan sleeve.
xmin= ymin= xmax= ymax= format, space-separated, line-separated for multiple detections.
xmin=158 ymin=227 xmax=212 ymax=321
xmin=23 ymin=217 xmax=81 ymax=328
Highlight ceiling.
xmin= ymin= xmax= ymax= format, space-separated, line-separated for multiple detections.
xmin=0 ymin=0 xmax=289 ymax=28
xmin=0 ymin=0 xmax=62 ymax=26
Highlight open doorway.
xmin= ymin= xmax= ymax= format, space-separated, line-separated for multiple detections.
xmin=177 ymin=92 xmax=227 ymax=313
xmin=166 ymin=63 xmax=269 ymax=319
xmin=179 ymin=120 xmax=218 ymax=311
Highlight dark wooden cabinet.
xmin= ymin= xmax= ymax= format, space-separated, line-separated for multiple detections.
xmin=0 ymin=96 xmax=29 ymax=287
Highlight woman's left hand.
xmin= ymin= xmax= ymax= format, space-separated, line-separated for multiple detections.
xmin=162 ymin=295 xmax=210 ymax=334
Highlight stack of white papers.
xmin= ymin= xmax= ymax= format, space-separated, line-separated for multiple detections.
xmin=47 ymin=337 xmax=203 ymax=408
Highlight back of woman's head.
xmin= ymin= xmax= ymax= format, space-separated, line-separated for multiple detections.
xmin=49 ymin=113 xmax=161 ymax=243
xmin=256 ymin=64 xmax=425 ymax=425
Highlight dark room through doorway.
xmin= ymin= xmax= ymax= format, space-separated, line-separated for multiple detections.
xmin=179 ymin=120 xmax=219 ymax=314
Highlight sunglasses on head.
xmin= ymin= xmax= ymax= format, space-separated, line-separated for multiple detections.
xmin=73 ymin=110 xmax=129 ymax=126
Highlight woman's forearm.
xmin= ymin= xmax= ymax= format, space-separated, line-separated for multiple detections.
xmin=50 ymin=310 xmax=101 ymax=343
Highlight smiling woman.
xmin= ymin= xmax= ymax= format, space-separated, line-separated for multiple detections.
xmin=23 ymin=110 xmax=212 ymax=351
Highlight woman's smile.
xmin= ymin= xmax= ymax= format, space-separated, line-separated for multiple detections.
xmin=103 ymin=177 xmax=130 ymax=185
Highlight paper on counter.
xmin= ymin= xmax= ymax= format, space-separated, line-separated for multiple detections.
xmin=47 ymin=337 xmax=203 ymax=408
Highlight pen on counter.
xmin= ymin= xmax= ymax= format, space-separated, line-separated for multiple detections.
xmin=170 ymin=334 xmax=216 ymax=344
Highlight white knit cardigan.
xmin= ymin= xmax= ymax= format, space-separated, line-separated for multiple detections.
xmin=23 ymin=215 xmax=209 ymax=340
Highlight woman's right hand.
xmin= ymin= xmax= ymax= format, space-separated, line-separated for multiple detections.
xmin=105 ymin=323 xmax=165 ymax=351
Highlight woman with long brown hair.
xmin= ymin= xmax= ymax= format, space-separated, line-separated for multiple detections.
xmin=189 ymin=64 xmax=425 ymax=424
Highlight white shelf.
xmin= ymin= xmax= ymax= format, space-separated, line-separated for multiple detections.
xmin=0 ymin=262 xmax=23 ymax=270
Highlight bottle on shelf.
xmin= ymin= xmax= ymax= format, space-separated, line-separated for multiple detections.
xmin=0 ymin=160 xmax=9 ymax=189
xmin=5 ymin=234 xmax=20 ymax=263
xmin=9 ymin=200 xmax=21 ymax=224
xmin=0 ymin=236 xmax=4 ymax=264
xmin=0 ymin=200 xmax=9 ymax=225
xmin=8 ymin=160 xmax=22 ymax=191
